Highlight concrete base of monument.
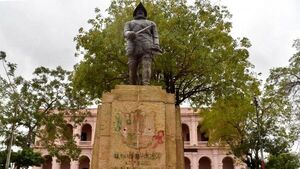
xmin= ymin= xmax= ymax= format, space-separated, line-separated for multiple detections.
xmin=91 ymin=85 xmax=184 ymax=169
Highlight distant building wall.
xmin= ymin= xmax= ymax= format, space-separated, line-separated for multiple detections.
xmin=33 ymin=108 xmax=245 ymax=169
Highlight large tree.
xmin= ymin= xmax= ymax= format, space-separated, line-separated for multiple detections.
xmin=0 ymin=52 xmax=92 ymax=167
xmin=263 ymin=39 xmax=300 ymax=168
xmin=265 ymin=153 xmax=300 ymax=169
xmin=73 ymin=0 xmax=256 ymax=106
xmin=201 ymin=92 xmax=298 ymax=169
xmin=266 ymin=39 xmax=300 ymax=122
xmin=0 ymin=149 xmax=44 ymax=169
xmin=200 ymin=41 xmax=300 ymax=169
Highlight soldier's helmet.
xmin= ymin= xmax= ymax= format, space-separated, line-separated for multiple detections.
xmin=133 ymin=2 xmax=147 ymax=18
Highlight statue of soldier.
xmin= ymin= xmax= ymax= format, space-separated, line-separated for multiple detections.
xmin=124 ymin=2 xmax=162 ymax=85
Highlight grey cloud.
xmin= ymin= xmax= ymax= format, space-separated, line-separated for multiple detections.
xmin=0 ymin=0 xmax=110 ymax=78
xmin=222 ymin=0 xmax=300 ymax=79
xmin=1 ymin=0 xmax=299 ymax=80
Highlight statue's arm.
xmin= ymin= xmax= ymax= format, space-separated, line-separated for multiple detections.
xmin=124 ymin=21 xmax=136 ymax=40
xmin=152 ymin=22 xmax=159 ymax=46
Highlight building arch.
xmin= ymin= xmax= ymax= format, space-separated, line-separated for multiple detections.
xmin=42 ymin=155 xmax=52 ymax=169
xmin=60 ymin=156 xmax=71 ymax=169
xmin=79 ymin=155 xmax=90 ymax=169
xmin=81 ymin=123 xmax=92 ymax=141
xmin=222 ymin=156 xmax=234 ymax=169
xmin=197 ymin=125 xmax=209 ymax=141
xmin=182 ymin=123 xmax=190 ymax=141
xmin=184 ymin=156 xmax=191 ymax=169
xmin=198 ymin=156 xmax=211 ymax=169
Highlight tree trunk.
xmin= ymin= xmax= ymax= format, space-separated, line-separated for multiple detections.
xmin=163 ymin=72 xmax=179 ymax=105
xmin=255 ymin=150 xmax=259 ymax=169
xmin=5 ymin=123 xmax=15 ymax=169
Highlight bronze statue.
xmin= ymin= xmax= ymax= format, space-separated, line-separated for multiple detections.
xmin=124 ymin=2 xmax=161 ymax=85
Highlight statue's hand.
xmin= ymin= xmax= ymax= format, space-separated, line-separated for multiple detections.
xmin=127 ymin=31 xmax=136 ymax=40
xmin=152 ymin=44 xmax=160 ymax=50
xmin=151 ymin=44 xmax=163 ymax=55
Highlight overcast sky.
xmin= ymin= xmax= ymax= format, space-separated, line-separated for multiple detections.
xmin=0 ymin=0 xmax=299 ymax=81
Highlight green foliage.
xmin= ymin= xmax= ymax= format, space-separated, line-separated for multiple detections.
xmin=0 ymin=151 xmax=7 ymax=169
xmin=201 ymin=94 xmax=252 ymax=167
xmin=0 ymin=149 xmax=43 ymax=169
xmin=73 ymin=0 xmax=255 ymax=106
xmin=201 ymin=40 xmax=300 ymax=168
xmin=202 ymin=93 xmax=297 ymax=168
xmin=201 ymin=94 xmax=254 ymax=147
xmin=266 ymin=153 xmax=300 ymax=169
xmin=12 ymin=148 xmax=44 ymax=168
xmin=266 ymin=39 xmax=300 ymax=121
xmin=261 ymin=39 xmax=300 ymax=169
xmin=0 ymin=52 xmax=92 ymax=162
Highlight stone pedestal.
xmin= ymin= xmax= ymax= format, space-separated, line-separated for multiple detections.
xmin=91 ymin=85 xmax=184 ymax=169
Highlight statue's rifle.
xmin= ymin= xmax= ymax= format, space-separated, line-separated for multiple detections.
xmin=136 ymin=25 xmax=153 ymax=34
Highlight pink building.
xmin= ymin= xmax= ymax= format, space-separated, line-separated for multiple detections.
xmin=33 ymin=108 xmax=245 ymax=169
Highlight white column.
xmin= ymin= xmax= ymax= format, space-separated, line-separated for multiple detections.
xmin=74 ymin=126 xmax=81 ymax=144
xmin=190 ymin=121 xmax=198 ymax=146
xmin=212 ymin=149 xmax=220 ymax=169
xmin=91 ymin=122 xmax=95 ymax=144
xmin=217 ymin=155 xmax=224 ymax=169
xmin=191 ymin=156 xmax=199 ymax=169
xmin=52 ymin=157 xmax=61 ymax=169
xmin=71 ymin=160 xmax=79 ymax=169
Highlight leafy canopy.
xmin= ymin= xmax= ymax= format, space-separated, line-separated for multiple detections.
xmin=266 ymin=39 xmax=300 ymax=119
xmin=201 ymin=40 xmax=300 ymax=168
xmin=73 ymin=0 xmax=256 ymax=106
xmin=0 ymin=149 xmax=44 ymax=169
xmin=0 ymin=52 xmax=92 ymax=163
xmin=266 ymin=153 xmax=300 ymax=169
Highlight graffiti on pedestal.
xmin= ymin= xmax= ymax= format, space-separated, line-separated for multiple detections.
xmin=112 ymin=151 xmax=163 ymax=169
xmin=114 ymin=109 xmax=164 ymax=149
